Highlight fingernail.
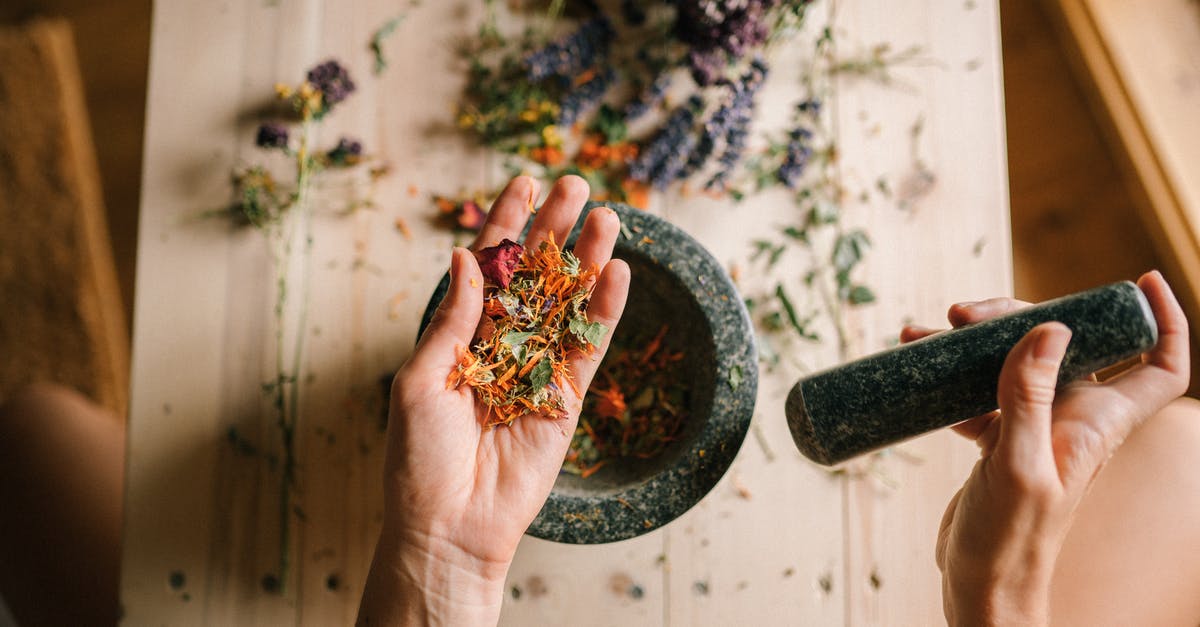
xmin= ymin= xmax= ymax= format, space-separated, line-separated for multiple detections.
xmin=953 ymin=300 xmax=979 ymax=309
xmin=450 ymin=247 xmax=466 ymax=278
xmin=1033 ymin=323 xmax=1071 ymax=361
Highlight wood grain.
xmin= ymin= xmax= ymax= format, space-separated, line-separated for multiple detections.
xmin=1046 ymin=0 xmax=1200 ymax=392
xmin=121 ymin=1 xmax=1010 ymax=624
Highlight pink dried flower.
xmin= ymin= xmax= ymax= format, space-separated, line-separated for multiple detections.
xmin=474 ymin=239 xmax=523 ymax=288
xmin=458 ymin=200 xmax=487 ymax=231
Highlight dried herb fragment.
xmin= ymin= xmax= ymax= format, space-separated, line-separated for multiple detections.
xmin=448 ymin=234 xmax=606 ymax=427
xmin=564 ymin=325 xmax=689 ymax=478
xmin=474 ymin=239 xmax=523 ymax=288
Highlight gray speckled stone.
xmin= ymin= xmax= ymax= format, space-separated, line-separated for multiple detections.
xmin=786 ymin=281 xmax=1158 ymax=466
xmin=420 ymin=202 xmax=757 ymax=544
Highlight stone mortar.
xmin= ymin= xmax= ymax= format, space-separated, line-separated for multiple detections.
xmin=419 ymin=201 xmax=757 ymax=543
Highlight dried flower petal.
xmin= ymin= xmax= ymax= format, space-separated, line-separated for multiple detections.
xmin=474 ymin=239 xmax=523 ymax=288
xmin=458 ymin=200 xmax=487 ymax=230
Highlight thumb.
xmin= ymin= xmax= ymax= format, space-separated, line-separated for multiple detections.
xmin=410 ymin=248 xmax=484 ymax=371
xmin=994 ymin=322 xmax=1072 ymax=472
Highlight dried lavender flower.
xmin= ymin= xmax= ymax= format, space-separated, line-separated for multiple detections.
xmin=558 ymin=68 xmax=616 ymax=127
xmin=326 ymin=136 xmax=363 ymax=166
xmin=306 ymin=59 xmax=356 ymax=114
xmin=623 ymin=73 xmax=672 ymax=122
xmin=705 ymin=57 xmax=769 ymax=191
xmin=255 ymin=123 xmax=290 ymax=150
xmin=629 ymin=95 xmax=703 ymax=189
xmin=523 ymin=17 xmax=614 ymax=82
xmin=777 ymin=127 xmax=813 ymax=189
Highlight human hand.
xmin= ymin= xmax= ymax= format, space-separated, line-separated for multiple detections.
xmin=901 ymin=272 xmax=1190 ymax=626
xmin=357 ymin=175 xmax=630 ymax=626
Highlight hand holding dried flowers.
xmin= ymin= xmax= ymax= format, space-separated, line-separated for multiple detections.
xmin=359 ymin=175 xmax=630 ymax=625
xmin=447 ymin=233 xmax=608 ymax=427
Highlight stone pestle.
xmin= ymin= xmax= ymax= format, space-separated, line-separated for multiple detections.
xmin=786 ymin=281 xmax=1159 ymax=466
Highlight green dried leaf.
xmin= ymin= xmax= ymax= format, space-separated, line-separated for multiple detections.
xmin=775 ymin=284 xmax=819 ymax=341
xmin=592 ymin=104 xmax=627 ymax=142
xmin=569 ymin=316 xmax=608 ymax=347
xmin=832 ymin=229 xmax=871 ymax=274
xmin=729 ymin=365 xmax=743 ymax=391
xmin=370 ymin=15 xmax=406 ymax=75
xmin=847 ymin=284 xmax=876 ymax=305
xmin=500 ymin=330 xmax=535 ymax=348
xmin=529 ymin=357 xmax=553 ymax=390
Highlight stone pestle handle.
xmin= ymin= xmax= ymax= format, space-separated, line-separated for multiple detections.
xmin=786 ymin=281 xmax=1159 ymax=466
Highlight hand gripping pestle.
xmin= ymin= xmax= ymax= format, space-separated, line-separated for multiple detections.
xmin=785 ymin=281 xmax=1159 ymax=465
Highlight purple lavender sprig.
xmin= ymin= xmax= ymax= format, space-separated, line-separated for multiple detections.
xmin=523 ymin=17 xmax=614 ymax=82
xmin=623 ymin=73 xmax=672 ymax=122
xmin=776 ymin=127 xmax=813 ymax=189
xmin=558 ymin=68 xmax=616 ymax=127
xmin=706 ymin=57 xmax=769 ymax=191
xmin=629 ymin=95 xmax=703 ymax=189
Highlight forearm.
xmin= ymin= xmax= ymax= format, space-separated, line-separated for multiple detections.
xmin=357 ymin=527 xmax=508 ymax=627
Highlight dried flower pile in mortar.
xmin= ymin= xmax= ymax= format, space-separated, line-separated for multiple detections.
xmin=448 ymin=236 xmax=609 ymax=426
xmin=563 ymin=325 xmax=689 ymax=478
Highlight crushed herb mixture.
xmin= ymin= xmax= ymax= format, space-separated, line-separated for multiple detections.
xmin=448 ymin=236 xmax=609 ymax=426
xmin=564 ymin=325 xmax=689 ymax=478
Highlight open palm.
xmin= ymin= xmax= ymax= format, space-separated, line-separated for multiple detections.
xmin=381 ymin=175 xmax=629 ymax=571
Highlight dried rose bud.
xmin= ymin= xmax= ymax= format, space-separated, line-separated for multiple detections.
xmin=474 ymin=239 xmax=523 ymax=288
xmin=458 ymin=200 xmax=487 ymax=231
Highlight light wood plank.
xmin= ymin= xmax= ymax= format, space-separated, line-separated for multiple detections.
xmin=833 ymin=1 xmax=1011 ymax=624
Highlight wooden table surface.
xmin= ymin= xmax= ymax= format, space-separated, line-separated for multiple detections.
xmin=121 ymin=1 xmax=1011 ymax=624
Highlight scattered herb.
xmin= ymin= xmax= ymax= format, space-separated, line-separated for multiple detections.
xmin=221 ymin=58 xmax=385 ymax=594
xmin=370 ymin=14 xmax=406 ymax=75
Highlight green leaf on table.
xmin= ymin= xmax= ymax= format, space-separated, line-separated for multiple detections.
xmin=832 ymin=229 xmax=871 ymax=274
xmin=847 ymin=284 xmax=876 ymax=305
xmin=775 ymin=284 xmax=820 ymax=341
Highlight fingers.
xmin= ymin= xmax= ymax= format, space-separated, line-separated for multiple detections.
xmin=950 ymin=411 xmax=999 ymax=442
xmin=570 ymin=206 xmax=621 ymax=275
xmin=472 ymin=176 xmax=539 ymax=250
xmin=994 ymin=322 xmax=1072 ymax=474
xmin=1103 ymin=270 xmax=1191 ymax=418
xmin=524 ymin=175 xmax=590 ymax=249
xmin=900 ymin=325 xmax=940 ymax=344
xmin=409 ymin=248 xmax=483 ymax=371
xmin=947 ymin=297 xmax=1031 ymax=327
xmin=567 ymin=259 xmax=631 ymax=394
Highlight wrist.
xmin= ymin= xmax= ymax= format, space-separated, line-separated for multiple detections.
xmin=358 ymin=524 xmax=510 ymax=626
xmin=943 ymin=565 xmax=1052 ymax=627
